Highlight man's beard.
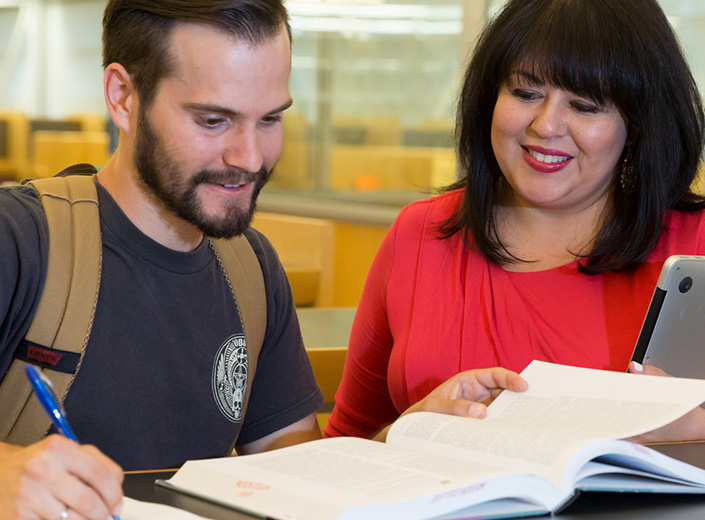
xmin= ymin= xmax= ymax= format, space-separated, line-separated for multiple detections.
xmin=133 ymin=107 xmax=272 ymax=238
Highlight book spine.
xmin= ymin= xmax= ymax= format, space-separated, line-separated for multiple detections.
xmin=551 ymin=490 xmax=581 ymax=515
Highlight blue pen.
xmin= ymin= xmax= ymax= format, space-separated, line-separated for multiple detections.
xmin=25 ymin=365 xmax=122 ymax=520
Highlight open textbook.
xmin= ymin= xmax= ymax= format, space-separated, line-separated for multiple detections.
xmin=121 ymin=497 xmax=209 ymax=519
xmin=157 ymin=361 xmax=705 ymax=520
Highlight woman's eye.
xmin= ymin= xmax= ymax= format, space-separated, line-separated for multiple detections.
xmin=571 ymin=101 xmax=600 ymax=114
xmin=511 ymin=89 xmax=539 ymax=101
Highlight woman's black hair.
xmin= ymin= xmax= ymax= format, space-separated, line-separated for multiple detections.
xmin=439 ymin=0 xmax=705 ymax=274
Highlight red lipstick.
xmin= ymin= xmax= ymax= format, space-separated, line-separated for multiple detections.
xmin=522 ymin=145 xmax=573 ymax=173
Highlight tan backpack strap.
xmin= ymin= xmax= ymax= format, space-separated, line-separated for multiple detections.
xmin=209 ymin=235 xmax=266 ymax=448
xmin=0 ymin=175 xmax=101 ymax=445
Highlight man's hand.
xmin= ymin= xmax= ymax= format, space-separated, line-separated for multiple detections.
xmin=0 ymin=435 xmax=123 ymax=520
xmin=628 ymin=361 xmax=705 ymax=443
xmin=373 ymin=368 xmax=528 ymax=441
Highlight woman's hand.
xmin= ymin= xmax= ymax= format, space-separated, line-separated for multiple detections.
xmin=373 ymin=368 xmax=528 ymax=441
xmin=627 ymin=361 xmax=705 ymax=443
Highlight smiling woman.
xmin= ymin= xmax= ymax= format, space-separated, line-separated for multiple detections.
xmin=490 ymin=76 xmax=629 ymax=251
xmin=447 ymin=0 xmax=704 ymax=274
xmin=325 ymin=0 xmax=705 ymax=446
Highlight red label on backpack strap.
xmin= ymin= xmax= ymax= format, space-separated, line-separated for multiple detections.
xmin=27 ymin=345 xmax=64 ymax=366
xmin=14 ymin=340 xmax=81 ymax=374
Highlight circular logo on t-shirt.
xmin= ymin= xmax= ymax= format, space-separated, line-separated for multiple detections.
xmin=212 ymin=334 xmax=248 ymax=423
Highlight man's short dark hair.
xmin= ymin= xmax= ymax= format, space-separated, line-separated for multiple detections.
xmin=102 ymin=0 xmax=290 ymax=109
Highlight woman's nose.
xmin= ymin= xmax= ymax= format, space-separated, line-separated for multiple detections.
xmin=530 ymin=101 xmax=568 ymax=139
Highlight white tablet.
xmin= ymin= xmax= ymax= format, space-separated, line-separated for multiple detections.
xmin=631 ymin=255 xmax=705 ymax=379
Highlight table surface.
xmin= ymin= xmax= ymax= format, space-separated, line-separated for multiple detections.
xmin=124 ymin=442 xmax=705 ymax=520
xmin=295 ymin=306 xmax=356 ymax=350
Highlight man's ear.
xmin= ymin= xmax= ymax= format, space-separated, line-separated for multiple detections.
xmin=104 ymin=63 xmax=136 ymax=133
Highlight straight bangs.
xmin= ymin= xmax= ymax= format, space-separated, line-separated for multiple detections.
xmin=491 ymin=0 xmax=642 ymax=117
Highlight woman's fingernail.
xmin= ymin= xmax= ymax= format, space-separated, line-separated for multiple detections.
xmin=632 ymin=361 xmax=643 ymax=372
xmin=467 ymin=403 xmax=483 ymax=417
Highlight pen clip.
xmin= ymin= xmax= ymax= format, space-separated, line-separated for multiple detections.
xmin=25 ymin=365 xmax=78 ymax=441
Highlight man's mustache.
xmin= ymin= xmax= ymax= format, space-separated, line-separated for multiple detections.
xmin=192 ymin=165 xmax=270 ymax=186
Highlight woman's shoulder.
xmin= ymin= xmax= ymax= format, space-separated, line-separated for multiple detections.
xmin=396 ymin=189 xmax=464 ymax=226
xmin=658 ymin=208 xmax=705 ymax=255
xmin=663 ymin=207 xmax=705 ymax=231
xmin=382 ymin=189 xmax=466 ymax=255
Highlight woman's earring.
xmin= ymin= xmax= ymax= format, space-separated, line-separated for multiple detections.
xmin=620 ymin=147 xmax=635 ymax=193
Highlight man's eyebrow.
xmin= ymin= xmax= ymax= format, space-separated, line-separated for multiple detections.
xmin=183 ymin=99 xmax=294 ymax=117
xmin=269 ymin=99 xmax=294 ymax=115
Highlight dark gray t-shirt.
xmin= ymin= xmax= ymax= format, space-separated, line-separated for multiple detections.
xmin=0 ymin=180 xmax=322 ymax=470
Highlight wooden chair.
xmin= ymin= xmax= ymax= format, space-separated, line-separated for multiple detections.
xmin=31 ymin=130 xmax=111 ymax=178
xmin=306 ymin=347 xmax=347 ymax=430
xmin=251 ymin=213 xmax=335 ymax=307
xmin=297 ymin=307 xmax=355 ymax=430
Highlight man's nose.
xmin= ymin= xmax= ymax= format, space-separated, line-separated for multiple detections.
xmin=222 ymin=125 xmax=264 ymax=174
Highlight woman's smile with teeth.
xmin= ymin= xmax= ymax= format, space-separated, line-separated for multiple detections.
xmin=524 ymin=147 xmax=572 ymax=164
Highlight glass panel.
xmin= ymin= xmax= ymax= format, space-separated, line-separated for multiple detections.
xmin=275 ymin=1 xmax=464 ymax=200
xmin=2 ymin=1 xmax=702 ymax=199
xmin=657 ymin=0 xmax=705 ymax=98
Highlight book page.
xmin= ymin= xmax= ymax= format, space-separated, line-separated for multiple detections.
xmin=163 ymin=437 xmax=561 ymax=520
xmin=161 ymin=362 xmax=705 ymax=520
xmin=387 ymin=361 xmax=705 ymax=487
xmin=121 ymin=497 xmax=210 ymax=519
xmin=490 ymin=361 xmax=705 ymax=438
